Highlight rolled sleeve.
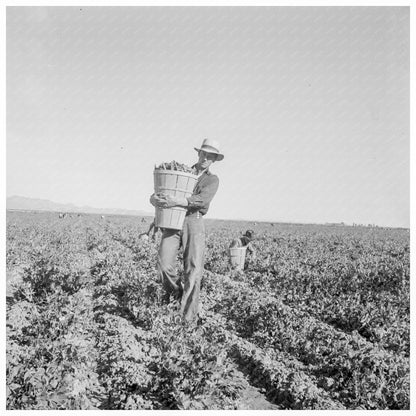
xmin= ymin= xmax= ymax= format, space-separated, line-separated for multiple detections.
xmin=187 ymin=175 xmax=219 ymax=212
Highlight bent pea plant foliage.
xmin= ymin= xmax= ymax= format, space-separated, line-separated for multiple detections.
xmin=6 ymin=211 xmax=410 ymax=410
xmin=155 ymin=160 xmax=197 ymax=174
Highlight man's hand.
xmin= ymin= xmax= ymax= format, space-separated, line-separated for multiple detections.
xmin=150 ymin=193 xmax=167 ymax=208
xmin=162 ymin=194 xmax=188 ymax=208
xmin=150 ymin=193 xmax=188 ymax=208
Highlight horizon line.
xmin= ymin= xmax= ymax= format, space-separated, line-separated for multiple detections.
xmin=6 ymin=208 xmax=409 ymax=230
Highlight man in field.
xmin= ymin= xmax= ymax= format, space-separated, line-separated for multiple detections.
xmin=149 ymin=139 xmax=223 ymax=322
xmin=229 ymin=230 xmax=257 ymax=269
xmin=230 ymin=230 xmax=256 ymax=257
xmin=139 ymin=219 xmax=160 ymax=242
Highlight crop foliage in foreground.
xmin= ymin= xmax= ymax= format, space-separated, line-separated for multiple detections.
xmin=6 ymin=211 xmax=410 ymax=410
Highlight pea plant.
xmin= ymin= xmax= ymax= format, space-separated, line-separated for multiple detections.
xmin=6 ymin=211 xmax=410 ymax=410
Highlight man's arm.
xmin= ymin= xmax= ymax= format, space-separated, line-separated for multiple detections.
xmin=246 ymin=242 xmax=256 ymax=257
xmin=187 ymin=175 xmax=219 ymax=210
xmin=157 ymin=195 xmax=188 ymax=208
xmin=150 ymin=193 xmax=188 ymax=208
xmin=155 ymin=175 xmax=219 ymax=209
xmin=146 ymin=221 xmax=155 ymax=235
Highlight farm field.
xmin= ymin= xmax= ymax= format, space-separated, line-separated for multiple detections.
xmin=6 ymin=210 xmax=410 ymax=410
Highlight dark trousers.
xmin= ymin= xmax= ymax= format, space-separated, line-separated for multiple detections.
xmin=157 ymin=214 xmax=205 ymax=322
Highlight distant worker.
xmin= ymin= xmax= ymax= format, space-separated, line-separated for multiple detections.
xmin=139 ymin=219 xmax=160 ymax=241
xmin=147 ymin=219 xmax=160 ymax=241
xmin=229 ymin=230 xmax=257 ymax=266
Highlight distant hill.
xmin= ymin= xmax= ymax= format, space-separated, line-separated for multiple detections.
xmin=6 ymin=195 xmax=153 ymax=217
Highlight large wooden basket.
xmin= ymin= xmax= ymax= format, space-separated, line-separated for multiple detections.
xmin=153 ymin=169 xmax=197 ymax=230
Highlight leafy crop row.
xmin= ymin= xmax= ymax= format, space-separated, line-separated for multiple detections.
xmin=204 ymin=225 xmax=409 ymax=355
xmin=6 ymin=211 xmax=410 ymax=410
xmin=202 ymin=271 xmax=409 ymax=409
xmin=6 ymin=225 xmax=102 ymax=409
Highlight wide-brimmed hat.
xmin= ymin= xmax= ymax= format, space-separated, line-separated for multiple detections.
xmin=194 ymin=139 xmax=224 ymax=161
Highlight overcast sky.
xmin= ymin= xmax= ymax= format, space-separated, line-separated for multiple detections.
xmin=6 ymin=6 xmax=410 ymax=227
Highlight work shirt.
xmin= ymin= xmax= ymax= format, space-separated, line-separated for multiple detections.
xmin=240 ymin=237 xmax=255 ymax=254
xmin=240 ymin=236 xmax=251 ymax=246
xmin=186 ymin=169 xmax=219 ymax=216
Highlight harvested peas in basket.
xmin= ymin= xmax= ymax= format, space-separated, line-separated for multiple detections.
xmin=155 ymin=161 xmax=197 ymax=174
